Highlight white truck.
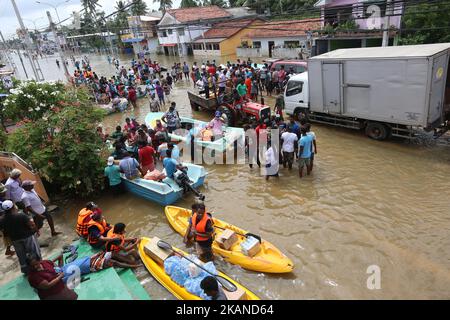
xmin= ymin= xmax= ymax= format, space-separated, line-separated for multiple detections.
xmin=283 ymin=43 xmax=450 ymax=140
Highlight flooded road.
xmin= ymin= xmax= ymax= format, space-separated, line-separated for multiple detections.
xmin=2 ymin=52 xmax=450 ymax=299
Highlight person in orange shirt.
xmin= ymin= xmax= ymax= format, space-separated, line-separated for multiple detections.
xmin=245 ymin=76 xmax=251 ymax=99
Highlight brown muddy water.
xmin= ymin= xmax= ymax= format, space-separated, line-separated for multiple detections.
xmin=1 ymin=53 xmax=450 ymax=300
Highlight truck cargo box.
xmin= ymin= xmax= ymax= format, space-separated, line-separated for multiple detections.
xmin=308 ymin=43 xmax=450 ymax=129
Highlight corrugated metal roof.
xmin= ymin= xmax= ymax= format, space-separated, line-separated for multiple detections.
xmin=311 ymin=43 xmax=450 ymax=60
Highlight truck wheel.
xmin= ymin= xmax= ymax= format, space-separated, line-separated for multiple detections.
xmin=219 ymin=106 xmax=235 ymax=127
xmin=294 ymin=108 xmax=309 ymax=122
xmin=365 ymin=122 xmax=388 ymax=140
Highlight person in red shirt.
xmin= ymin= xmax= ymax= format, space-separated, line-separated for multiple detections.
xmin=138 ymin=141 xmax=156 ymax=174
xmin=27 ymin=256 xmax=78 ymax=300
xmin=252 ymin=119 xmax=268 ymax=168
xmin=127 ymin=86 xmax=137 ymax=109
xmin=208 ymin=63 xmax=216 ymax=77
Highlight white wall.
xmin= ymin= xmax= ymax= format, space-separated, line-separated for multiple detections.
xmin=158 ymin=25 xmax=210 ymax=45
xmin=147 ymin=38 xmax=159 ymax=53
xmin=254 ymin=37 xmax=307 ymax=56
xmin=193 ymin=49 xmax=221 ymax=57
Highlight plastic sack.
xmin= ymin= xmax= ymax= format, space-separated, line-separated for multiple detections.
xmin=171 ymin=266 xmax=189 ymax=286
xmin=164 ymin=255 xmax=181 ymax=276
xmin=144 ymin=169 xmax=166 ymax=181
xmin=184 ymin=277 xmax=210 ymax=300
xmin=188 ymin=263 xmax=201 ymax=278
xmin=197 ymin=261 xmax=218 ymax=279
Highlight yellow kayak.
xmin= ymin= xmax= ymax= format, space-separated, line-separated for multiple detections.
xmin=138 ymin=237 xmax=260 ymax=300
xmin=165 ymin=206 xmax=294 ymax=273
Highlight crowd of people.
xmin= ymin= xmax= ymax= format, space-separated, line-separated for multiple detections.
xmin=69 ymin=56 xmax=173 ymax=111
xmin=243 ymin=115 xmax=317 ymax=181
xmin=0 ymin=169 xmax=63 ymax=281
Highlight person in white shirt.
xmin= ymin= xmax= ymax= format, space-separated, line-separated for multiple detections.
xmin=5 ymin=169 xmax=24 ymax=205
xmin=280 ymin=127 xmax=298 ymax=169
xmin=21 ymin=180 xmax=60 ymax=237
xmin=264 ymin=141 xmax=279 ymax=181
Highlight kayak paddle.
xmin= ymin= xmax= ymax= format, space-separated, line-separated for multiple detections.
xmin=214 ymin=225 xmax=262 ymax=243
xmin=157 ymin=240 xmax=237 ymax=292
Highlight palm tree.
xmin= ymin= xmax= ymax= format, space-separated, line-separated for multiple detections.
xmin=154 ymin=0 xmax=173 ymax=13
xmin=180 ymin=0 xmax=199 ymax=8
xmin=131 ymin=0 xmax=149 ymax=16
xmin=203 ymin=0 xmax=227 ymax=7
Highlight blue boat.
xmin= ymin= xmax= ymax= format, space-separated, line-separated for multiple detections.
xmin=121 ymin=163 xmax=207 ymax=205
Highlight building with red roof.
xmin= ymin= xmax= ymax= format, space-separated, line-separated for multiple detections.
xmin=156 ymin=5 xmax=257 ymax=56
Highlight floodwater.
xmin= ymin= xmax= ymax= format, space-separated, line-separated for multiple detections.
xmin=1 ymin=52 xmax=450 ymax=300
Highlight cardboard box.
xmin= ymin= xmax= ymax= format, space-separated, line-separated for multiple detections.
xmin=143 ymin=237 xmax=172 ymax=265
xmin=215 ymin=229 xmax=238 ymax=250
xmin=223 ymin=287 xmax=247 ymax=300
xmin=241 ymin=236 xmax=261 ymax=257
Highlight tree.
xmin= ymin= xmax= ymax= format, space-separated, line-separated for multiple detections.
xmin=82 ymin=0 xmax=100 ymax=19
xmin=399 ymin=2 xmax=450 ymax=45
xmin=180 ymin=0 xmax=199 ymax=8
xmin=202 ymin=0 xmax=227 ymax=7
xmin=6 ymin=84 xmax=107 ymax=197
xmin=111 ymin=1 xmax=131 ymax=49
xmin=154 ymin=0 xmax=173 ymax=13
xmin=131 ymin=0 xmax=148 ymax=15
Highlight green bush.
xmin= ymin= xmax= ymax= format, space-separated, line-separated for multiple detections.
xmin=0 ymin=129 xmax=7 ymax=150
xmin=6 ymin=86 xmax=107 ymax=197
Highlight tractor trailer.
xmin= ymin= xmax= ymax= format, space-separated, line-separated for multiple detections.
xmin=284 ymin=43 xmax=450 ymax=140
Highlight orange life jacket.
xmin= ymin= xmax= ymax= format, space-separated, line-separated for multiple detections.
xmin=192 ymin=212 xmax=213 ymax=242
xmin=76 ymin=208 xmax=93 ymax=237
xmin=105 ymin=229 xmax=125 ymax=252
xmin=87 ymin=219 xmax=109 ymax=245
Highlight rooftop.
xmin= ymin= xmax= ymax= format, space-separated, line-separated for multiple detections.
xmin=245 ymin=18 xmax=322 ymax=38
xmin=167 ymin=5 xmax=231 ymax=23
xmin=200 ymin=19 xmax=260 ymax=40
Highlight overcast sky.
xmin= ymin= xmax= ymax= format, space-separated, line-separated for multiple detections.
xmin=0 ymin=0 xmax=182 ymax=40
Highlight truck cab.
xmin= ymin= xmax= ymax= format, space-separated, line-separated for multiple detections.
xmin=284 ymin=72 xmax=309 ymax=117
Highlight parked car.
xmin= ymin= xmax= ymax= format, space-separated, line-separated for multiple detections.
xmin=270 ymin=60 xmax=308 ymax=75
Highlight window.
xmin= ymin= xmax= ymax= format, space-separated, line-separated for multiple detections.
xmin=253 ymin=41 xmax=261 ymax=48
xmin=193 ymin=43 xmax=203 ymax=50
xmin=286 ymin=81 xmax=303 ymax=97
xmin=168 ymin=29 xmax=173 ymax=35
xmin=213 ymin=44 xmax=220 ymax=50
xmin=160 ymin=31 xmax=167 ymax=37
xmin=294 ymin=65 xmax=306 ymax=74
xmin=284 ymin=41 xmax=300 ymax=48
xmin=206 ymin=44 xmax=213 ymax=50
xmin=177 ymin=28 xmax=185 ymax=36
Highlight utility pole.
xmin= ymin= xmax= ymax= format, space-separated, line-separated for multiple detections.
xmin=10 ymin=0 xmax=40 ymax=80
xmin=47 ymin=11 xmax=70 ymax=81
xmin=382 ymin=0 xmax=392 ymax=47
xmin=0 ymin=31 xmax=17 ymax=72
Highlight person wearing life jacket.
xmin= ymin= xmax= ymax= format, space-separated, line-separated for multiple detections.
xmin=76 ymin=202 xmax=97 ymax=238
xmin=105 ymin=223 xmax=140 ymax=265
xmin=183 ymin=203 xmax=199 ymax=245
xmin=190 ymin=203 xmax=214 ymax=262
xmin=86 ymin=210 xmax=113 ymax=249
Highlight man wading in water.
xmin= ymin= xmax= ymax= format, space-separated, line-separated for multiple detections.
xmin=183 ymin=203 xmax=214 ymax=263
